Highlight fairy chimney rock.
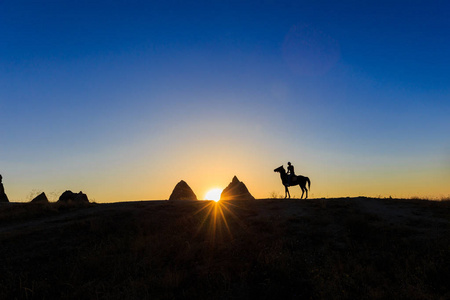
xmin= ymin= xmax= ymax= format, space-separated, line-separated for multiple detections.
xmin=220 ymin=176 xmax=255 ymax=200
xmin=169 ymin=180 xmax=198 ymax=201
xmin=0 ymin=174 xmax=9 ymax=203
xmin=57 ymin=190 xmax=90 ymax=203
xmin=31 ymin=192 xmax=49 ymax=203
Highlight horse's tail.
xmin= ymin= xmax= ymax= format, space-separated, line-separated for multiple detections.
xmin=306 ymin=177 xmax=311 ymax=190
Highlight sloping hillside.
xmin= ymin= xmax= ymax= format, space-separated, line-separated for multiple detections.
xmin=1 ymin=198 xmax=449 ymax=299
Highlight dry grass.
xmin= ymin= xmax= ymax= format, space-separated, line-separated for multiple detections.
xmin=0 ymin=201 xmax=95 ymax=225
xmin=0 ymin=197 xmax=449 ymax=299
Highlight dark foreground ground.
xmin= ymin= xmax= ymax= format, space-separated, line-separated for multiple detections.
xmin=1 ymin=197 xmax=449 ymax=299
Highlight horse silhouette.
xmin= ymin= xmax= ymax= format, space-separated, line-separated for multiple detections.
xmin=274 ymin=165 xmax=311 ymax=199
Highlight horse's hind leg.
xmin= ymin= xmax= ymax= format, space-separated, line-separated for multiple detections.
xmin=300 ymin=187 xmax=304 ymax=199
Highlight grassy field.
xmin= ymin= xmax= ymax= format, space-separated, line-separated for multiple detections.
xmin=1 ymin=198 xmax=449 ymax=299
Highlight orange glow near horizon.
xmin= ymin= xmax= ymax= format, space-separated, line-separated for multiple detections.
xmin=204 ymin=188 xmax=223 ymax=202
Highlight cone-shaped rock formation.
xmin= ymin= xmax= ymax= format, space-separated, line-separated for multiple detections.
xmin=220 ymin=176 xmax=255 ymax=200
xmin=0 ymin=174 xmax=9 ymax=203
xmin=57 ymin=190 xmax=89 ymax=203
xmin=31 ymin=192 xmax=49 ymax=203
xmin=169 ymin=180 xmax=198 ymax=201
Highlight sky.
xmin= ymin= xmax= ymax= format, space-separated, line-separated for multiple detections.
xmin=1 ymin=0 xmax=449 ymax=202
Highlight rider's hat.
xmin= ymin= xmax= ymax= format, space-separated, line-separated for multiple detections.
xmin=287 ymin=162 xmax=291 ymax=165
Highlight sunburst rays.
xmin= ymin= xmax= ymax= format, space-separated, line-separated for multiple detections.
xmin=191 ymin=200 xmax=247 ymax=247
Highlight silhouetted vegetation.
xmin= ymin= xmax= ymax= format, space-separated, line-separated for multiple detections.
xmin=1 ymin=198 xmax=449 ymax=299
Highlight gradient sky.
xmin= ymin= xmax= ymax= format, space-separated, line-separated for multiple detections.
xmin=1 ymin=1 xmax=449 ymax=202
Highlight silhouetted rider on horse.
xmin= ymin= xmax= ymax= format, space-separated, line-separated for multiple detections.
xmin=287 ymin=162 xmax=295 ymax=186
xmin=274 ymin=164 xmax=310 ymax=199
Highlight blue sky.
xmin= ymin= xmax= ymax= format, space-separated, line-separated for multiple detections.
xmin=1 ymin=1 xmax=449 ymax=201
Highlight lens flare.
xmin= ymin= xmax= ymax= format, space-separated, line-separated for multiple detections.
xmin=192 ymin=200 xmax=244 ymax=247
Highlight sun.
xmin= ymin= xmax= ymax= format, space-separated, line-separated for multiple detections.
xmin=204 ymin=188 xmax=223 ymax=202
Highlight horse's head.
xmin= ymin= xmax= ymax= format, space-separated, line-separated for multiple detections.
xmin=274 ymin=165 xmax=285 ymax=173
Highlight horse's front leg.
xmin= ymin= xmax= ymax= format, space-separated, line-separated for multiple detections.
xmin=284 ymin=186 xmax=288 ymax=199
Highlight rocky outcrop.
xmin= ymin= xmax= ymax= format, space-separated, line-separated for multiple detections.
xmin=169 ymin=180 xmax=198 ymax=201
xmin=0 ymin=174 xmax=9 ymax=203
xmin=31 ymin=192 xmax=49 ymax=203
xmin=57 ymin=190 xmax=89 ymax=203
xmin=220 ymin=176 xmax=255 ymax=200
